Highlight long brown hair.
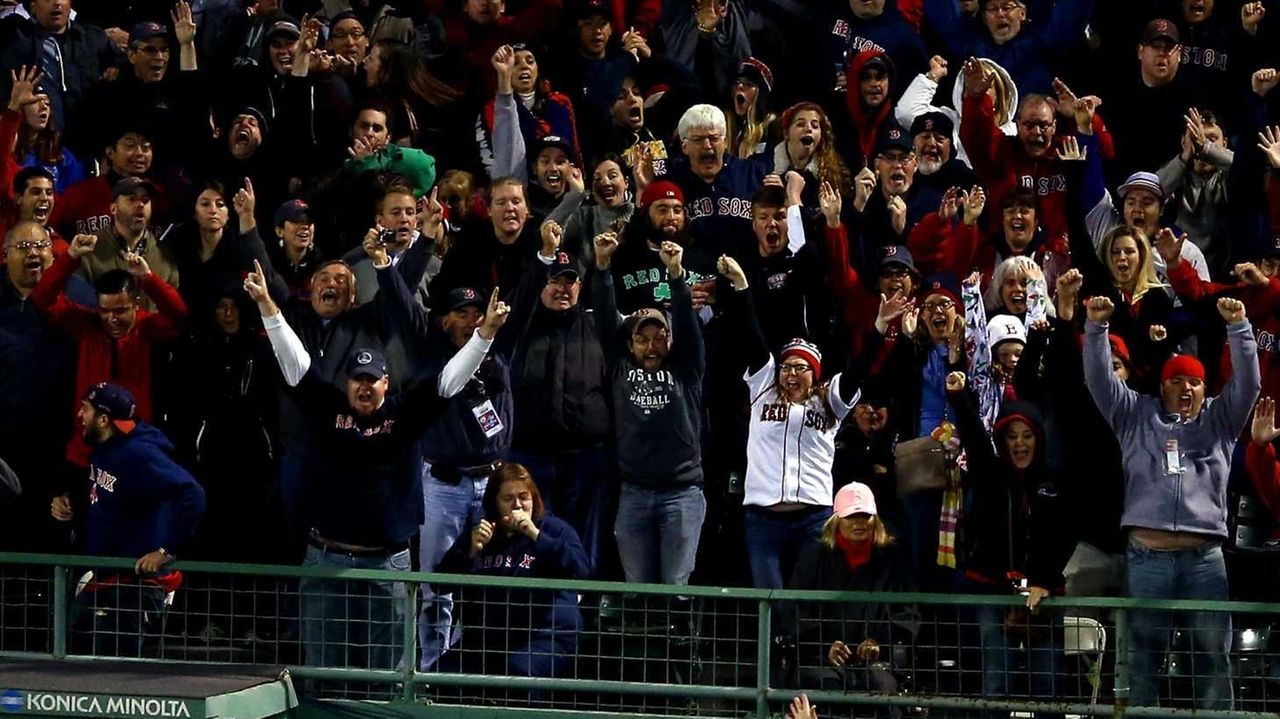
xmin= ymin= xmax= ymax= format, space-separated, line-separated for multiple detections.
xmin=371 ymin=39 xmax=461 ymax=106
xmin=780 ymin=102 xmax=852 ymax=195
xmin=15 ymin=122 xmax=63 ymax=166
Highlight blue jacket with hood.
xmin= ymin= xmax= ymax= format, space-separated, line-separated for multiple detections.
xmin=84 ymin=423 xmax=206 ymax=560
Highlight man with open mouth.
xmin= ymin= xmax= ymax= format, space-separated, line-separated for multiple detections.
xmin=1085 ymin=294 xmax=1258 ymax=711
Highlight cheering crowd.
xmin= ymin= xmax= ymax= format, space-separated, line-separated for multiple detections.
xmin=5 ymin=0 xmax=1280 ymax=708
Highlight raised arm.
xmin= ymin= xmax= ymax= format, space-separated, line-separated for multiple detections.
xmin=244 ymin=260 xmax=310 ymax=386
xmin=945 ymin=372 xmax=999 ymax=479
xmin=1208 ymin=298 xmax=1261 ymax=435
xmin=489 ymin=46 xmax=527 ymax=182
xmin=717 ymin=256 xmax=769 ymax=374
xmin=135 ymin=257 xmax=189 ymax=341
xmin=1083 ymin=297 xmax=1139 ymax=430
xmin=437 ymin=293 xmax=506 ymax=397
xmin=590 ymin=230 xmax=623 ymax=360
xmin=1248 ymin=397 xmax=1280 ymax=516
xmin=661 ymin=242 xmax=704 ymax=374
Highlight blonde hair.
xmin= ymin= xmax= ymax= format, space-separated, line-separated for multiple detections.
xmin=1099 ymin=225 xmax=1163 ymax=303
xmin=726 ymin=103 xmax=777 ymax=160
xmin=985 ymin=60 xmax=1014 ymax=126
xmin=819 ymin=513 xmax=893 ymax=550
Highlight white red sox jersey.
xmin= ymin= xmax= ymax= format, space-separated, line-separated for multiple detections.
xmin=743 ymin=356 xmax=858 ymax=508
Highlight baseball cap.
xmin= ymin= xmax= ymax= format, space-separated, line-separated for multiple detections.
xmin=987 ymin=314 xmax=1027 ymax=352
xmin=1142 ymin=18 xmax=1179 ymax=45
xmin=922 ymin=272 xmax=961 ymax=306
xmin=875 ymin=122 xmax=913 ymax=156
xmin=84 ymin=382 xmax=137 ymax=433
xmin=446 ymin=287 xmax=486 ymax=312
xmin=128 ymin=21 xmax=168 ymax=46
xmin=639 ymin=180 xmax=684 ymax=207
xmin=549 ymin=250 xmax=579 ymax=280
xmin=736 ymin=57 xmax=774 ymax=95
xmin=346 ymin=347 xmax=388 ymax=379
xmin=860 ymin=55 xmax=890 ymax=77
xmin=571 ymin=0 xmax=610 ymax=22
xmin=111 ymin=176 xmax=157 ymax=199
xmin=879 ymin=245 xmax=916 ymax=273
xmin=910 ymin=111 xmax=954 ymax=138
xmin=266 ymin=18 xmax=302 ymax=40
xmin=625 ymin=307 xmax=670 ymax=335
xmin=532 ymin=135 xmax=574 ymax=160
xmin=274 ymin=199 xmax=311 ymax=227
xmin=1264 ymin=235 xmax=1280 ymax=259
xmin=834 ymin=482 xmax=878 ymax=518
xmin=1118 ymin=171 xmax=1163 ymax=201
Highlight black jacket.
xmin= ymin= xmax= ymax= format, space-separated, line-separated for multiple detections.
xmin=788 ymin=540 xmax=920 ymax=664
xmin=511 ymin=301 xmax=611 ymax=450
xmin=948 ymin=393 xmax=1074 ymax=591
xmin=0 ymin=16 xmax=121 ymax=129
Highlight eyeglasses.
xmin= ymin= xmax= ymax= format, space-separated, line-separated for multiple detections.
xmin=8 ymin=240 xmax=51 ymax=252
xmin=880 ymin=267 xmax=911 ymax=278
xmin=1020 ymin=120 xmax=1054 ymax=133
xmin=330 ymin=29 xmax=366 ymax=41
xmin=686 ymin=134 xmax=723 ymax=146
xmin=984 ymin=2 xmax=1022 ymax=15
xmin=878 ymin=152 xmax=915 ymax=166
xmin=778 ymin=364 xmax=813 ymax=375
xmin=135 ymin=45 xmax=171 ymax=56
xmin=922 ymin=299 xmax=955 ymax=312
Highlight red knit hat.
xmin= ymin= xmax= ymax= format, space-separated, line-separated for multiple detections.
xmin=640 ymin=180 xmax=684 ymax=207
xmin=780 ymin=338 xmax=823 ymax=382
xmin=1161 ymin=354 xmax=1205 ymax=383
xmin=1109 ymin=335 xmax=1131 ymax=366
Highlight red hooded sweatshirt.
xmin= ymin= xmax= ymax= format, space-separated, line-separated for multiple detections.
xmin=844 ymin=50 xmax=897 ymax=166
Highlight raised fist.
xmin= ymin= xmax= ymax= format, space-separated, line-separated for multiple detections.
xmin=1085 ymin=296 xmax=1114 ymax=324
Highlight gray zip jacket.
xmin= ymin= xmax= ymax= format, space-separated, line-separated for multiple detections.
xmin=1084 ymin=318 xmax=1260 ymax=538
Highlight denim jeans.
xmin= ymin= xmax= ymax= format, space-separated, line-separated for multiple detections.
xmin=508 ymin=446 xmax=608 ymax=575
xmin=743 ymin=505 xmax=829 ymax=589
xmin=70 ymin=581 xmax=166 ymax=658
xmin=299 ymin=542 xmax=410 ymax=695
xmin=417 ymin=461 xmax=488 ymax=669
xmin=614 ymin=483 xmax=706 ymax=585
xmin=1125 ymin=540 xmax=1233 ymax=709
xmin=970 ymin=601 xmax=1062 ymax=719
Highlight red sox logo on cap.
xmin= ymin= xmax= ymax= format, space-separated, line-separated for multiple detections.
xmin=885 ymin=246 xmax=898 ymax=256
xmin=557 ymin=251 xmax=570 ymax=263
xmin=1152 ymin=19 xmax=1170 ymax=32
xmin=889 ymin=127 xmax=902 ymax=140
xmin=463 ymin=288 xmax=478 ymax=299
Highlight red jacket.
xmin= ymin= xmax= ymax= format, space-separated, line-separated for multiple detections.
xmin=1167 ymin=259 xmax=1280 ymax=401
xmin=1245 ymin=442 xmax=1280 ymax=535
xmin=960 ymin=93 xmax=1069 ymax=250
xmin=906 ymin=211 xmax=980 ymax=278
xmin=844 ymin=50 xmax=897 ymax=165
xmin=31 ymin=252 xmax=186 ymax=466
xmin=426 ymin=0 xmax=564 ymax=92
xmin=2 ymin=109 xmax=21 ymax=204
xmin=48 ymin=175 xmax=171 ymax=240
xmin=825 ymin=222 xmax=896 ymax=357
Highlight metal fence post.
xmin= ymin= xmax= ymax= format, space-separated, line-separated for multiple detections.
xmin=1114 ymin=606 xmax=1129 ymax=714
xmin=52 ymin=564 xmax=67 ymax=659
xmin=757 ymin=599 xmax=770 ymax=719
xmin=402 ymin=579 xmax=418 ymax=702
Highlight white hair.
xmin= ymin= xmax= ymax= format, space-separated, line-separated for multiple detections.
xmin=984 ymin=255 xmax=1054 ymax=317
xmin=678 ymin=104 xmax=727 ymax=141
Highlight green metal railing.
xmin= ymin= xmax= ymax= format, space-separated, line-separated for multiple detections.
xmin=3 ymin=552 xmax=1280 ymax=718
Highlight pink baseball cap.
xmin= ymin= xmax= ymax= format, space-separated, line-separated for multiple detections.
xmin=834 ymin=482 xmax=877 ymax=518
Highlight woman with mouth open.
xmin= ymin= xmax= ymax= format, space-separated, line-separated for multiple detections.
xmin=771 ymin=102 xmax=852 ymax=210
xmin=715 ymin=253 xmax=875 ymax=589
xmin=945 ymin=371 xmax=1073 ymax=717
xmin=2 ymin=66 xmax=84 ymax=198
xmin=542 ymin=153 xmax=634 ymax=274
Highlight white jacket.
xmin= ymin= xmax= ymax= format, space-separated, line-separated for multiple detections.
xmin=894 ymin=59 xmax=1019 ymax=169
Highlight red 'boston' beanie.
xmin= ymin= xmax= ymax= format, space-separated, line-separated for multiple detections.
xmin=1161 ymin=354 xmax=1205 ymax=383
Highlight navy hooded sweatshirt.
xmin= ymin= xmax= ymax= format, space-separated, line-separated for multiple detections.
xmin=84 ymin=423 xmax=206 ymax=560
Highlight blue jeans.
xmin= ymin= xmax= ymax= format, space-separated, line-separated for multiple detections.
xmin=614 ymin=483 xmax=706 ymax=585
xmin=299 ymin=543 xmax=410 ymax=686
xmin=1125 ymin=540 xmax=1233 ymax=709
xmin=70 ymin=581 xmax=166 ymax=658
xmin=743 ymin=505 xmax=829 ymax=589
xmin=970 ymin=601 xmax=1062 ymax=719
xmin=417 ymin=461 xmax=488 ymax=670
xmin=508 ymin=446 xmax=608 ymax=575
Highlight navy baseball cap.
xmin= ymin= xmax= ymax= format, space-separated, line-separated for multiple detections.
xmin=532 ymin=135 xmax=574 ymax=160
xmin=267 ymin=18 xmax=302 ymax=40
xmin=875 ymin=122 xmax=913 ymax=156
xmin=571 ymin=0 xmax=610 ymax=22
xmin=112 ymin=176 xmax=157 ymax=199
xmin=274 ymin=199 xmax=311 ymax=226
xmin=910 ymin=111 xmax=954 ymax=138
xmin=129 ymin=21 xmax=168 ymax=46
xmin=84 ymin=382 xmax=138 ymax=432
xmin=346 ymin=347 xmax=388 ymax=379
xmin=879 ymin=245 xmax=916 ymax=273
xmin=447 ymin=287 xmax=486 ymax=312
xmin=549 ymin=250 xmax=579 ymax=280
